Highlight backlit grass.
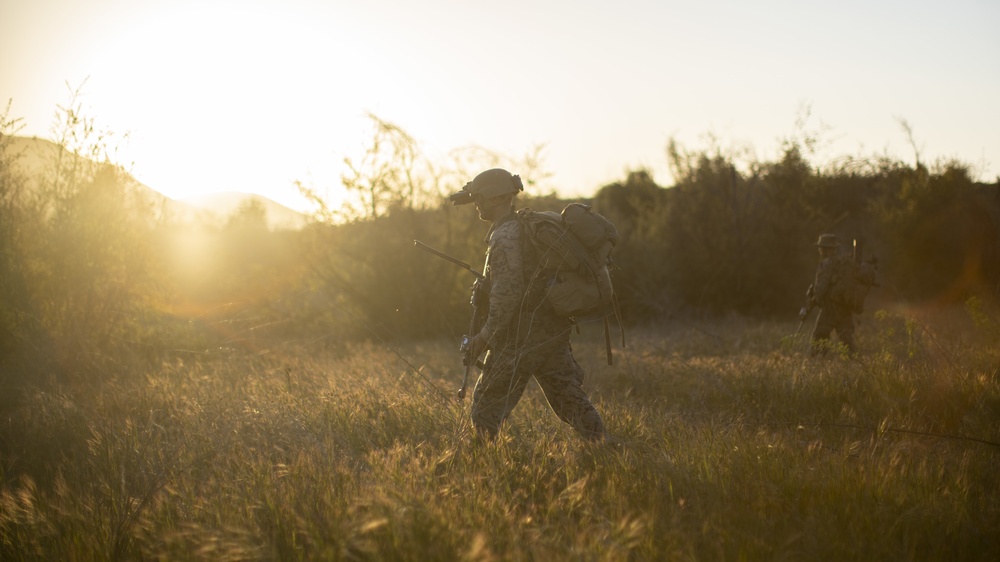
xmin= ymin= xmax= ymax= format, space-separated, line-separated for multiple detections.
xmin=1 ymin=306 xmax=998 ymax=561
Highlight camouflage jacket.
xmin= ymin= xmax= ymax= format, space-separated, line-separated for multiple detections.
xmin=476 ymin=210 xmax=560 ymax=347
xmin=812 ymin=255 xmax=838 ymax=307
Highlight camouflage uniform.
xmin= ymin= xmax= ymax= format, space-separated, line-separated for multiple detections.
xmin=471 ymin=211 xmax=607 ymax=441
xmin=810 ymin=245 xmax=857 ymax=356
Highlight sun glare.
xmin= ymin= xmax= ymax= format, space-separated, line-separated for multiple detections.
xmin=169 ymin=227 xmax=214 ymax=281
xmin=74 ymin=2 xmax=382 ymax=213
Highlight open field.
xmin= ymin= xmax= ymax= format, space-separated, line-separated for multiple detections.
xmin=1 ymin=305 xmax=998 ymax=561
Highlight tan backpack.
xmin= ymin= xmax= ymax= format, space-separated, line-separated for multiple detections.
xmin=829 ymin=241 xmax=879 ymax=314
xmin=517 ymin=203 xmax=624 ymax=363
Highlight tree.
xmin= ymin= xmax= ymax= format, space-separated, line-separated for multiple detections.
xmin=339 ymin=113 xmax=435 ymax=220
xmin=7 ymin=87 xmax=162 ymax=381
xmin=0 ymin=101 xmax=38 ymax=379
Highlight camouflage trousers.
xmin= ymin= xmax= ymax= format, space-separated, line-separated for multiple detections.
xmin=811 ymin=303 xmax=856 ymax=356
xmin=471 ymin=327 xmax=606 ymax=441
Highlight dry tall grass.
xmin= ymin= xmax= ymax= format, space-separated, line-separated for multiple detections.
xmin=1 ymin=305 xmax=998 ymax=561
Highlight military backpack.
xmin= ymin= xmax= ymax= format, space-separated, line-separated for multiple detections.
xmin=516 ymin=203 xmax=624 ymax=363
xmin=829 ymin=241 xmax=879 ymax=314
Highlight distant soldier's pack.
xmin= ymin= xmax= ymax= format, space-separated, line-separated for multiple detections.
xmin=829 ymin=240 xmax=879 ymax=314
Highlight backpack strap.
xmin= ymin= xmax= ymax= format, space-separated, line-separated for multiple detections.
xmin=601 ymin=291 xmax=626 ymax=365
xmin=603 ymin=317 xmax=612 ymax=365
xmin=512 ymin=209 xmax=548 ymax=312
xmin=612 ymin=290 xmax=625 ymax=348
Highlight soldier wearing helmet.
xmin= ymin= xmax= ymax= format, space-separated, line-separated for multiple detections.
xmin=806 ymin=233 xmax=857 ymax=356
xmin=450 ymin=168 xmax=607 ymax=442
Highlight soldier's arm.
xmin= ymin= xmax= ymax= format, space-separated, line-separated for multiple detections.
xmin=477 ymin=222 xmax=523 ymax=343
xmin=813 ymin=258 xmax=834 ymax=305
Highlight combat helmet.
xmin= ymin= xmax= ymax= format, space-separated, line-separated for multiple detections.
xmin=815 ymin=233 xmax=839 ymax=248
xmin=449 ymin=168 xmax=524 ymax=205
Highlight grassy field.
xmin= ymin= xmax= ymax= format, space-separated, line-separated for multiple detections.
xmin=1 ymin=304 xmax=998 ymax=561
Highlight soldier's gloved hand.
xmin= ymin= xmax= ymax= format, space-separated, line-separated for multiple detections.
xmin=471 ymin=278 xmax=490 ymax=307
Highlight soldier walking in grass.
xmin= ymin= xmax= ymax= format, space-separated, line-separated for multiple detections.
xmin=805 ymin=233 xmax=858 ymax=356
xmin=449 ymin=168 xmax=607 ymax=442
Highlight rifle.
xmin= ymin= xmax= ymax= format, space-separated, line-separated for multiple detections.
xmin=796 ymin=302 xmax=815 ymax=335
xmin=414 ymin=240 xmax=488 ymax=400
xmin=796 ymin=284 xmax=816 ymax=335
xmin=414 ymin=240 xmax=484 ymax=281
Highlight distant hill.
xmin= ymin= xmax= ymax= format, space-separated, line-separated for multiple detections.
xmin=3 ymin=135 xmax=309 ymax=231
xmin=176 ymin=191 xmax=309 ymax=230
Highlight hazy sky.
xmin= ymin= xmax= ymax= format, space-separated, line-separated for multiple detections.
xmin=3 ymin=0 xmax=998 ymax=212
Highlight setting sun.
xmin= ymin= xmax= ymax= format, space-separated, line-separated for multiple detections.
xmin=64 ymin=1 xmax=380 ymax=211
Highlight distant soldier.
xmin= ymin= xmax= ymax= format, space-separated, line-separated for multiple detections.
xmin=450 ymin=168 xmax=608 ymax=442
xmin=806 ymin=233 xmax=857 ymax=356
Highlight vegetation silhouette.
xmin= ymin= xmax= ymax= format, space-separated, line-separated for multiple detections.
xmin=1 ymin=92 xmax=999 ymax=561
xmin=2 ymin=98 xmax=998 ymax=386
